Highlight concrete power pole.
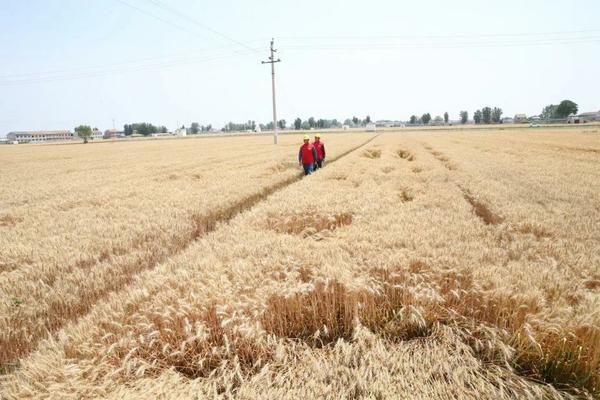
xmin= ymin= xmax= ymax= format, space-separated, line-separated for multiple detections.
xmin=262 ymin=38 xmax=281 ymax=144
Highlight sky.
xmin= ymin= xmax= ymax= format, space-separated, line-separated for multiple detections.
xmin=1 ymin=0 xmax=599 ymax=136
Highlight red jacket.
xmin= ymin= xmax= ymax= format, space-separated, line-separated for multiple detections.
xmin=299 ymin=143 xmax=317 ymax=164
xmin=313 ymin=140 xmax=325 ymax=160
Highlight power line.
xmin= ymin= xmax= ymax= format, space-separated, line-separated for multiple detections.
xmin=277 ymin=28 xmax=600 ymax=51
xmin=278 ymin=28 xmax=600 ymax=41
xmin=282 ymin=36 xmax=600 ymax=51
xmin=0 ymin=41 xmax=264 ymax=80
xmin=114 ymin=0 xmax=212 ymax=40
xmin=0 ymin=49 xmax=260 ymax=86
xmin=143 ymin=0 xmax=261 ymax=53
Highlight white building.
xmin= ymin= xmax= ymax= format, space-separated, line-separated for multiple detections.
xmin=376 ymin=120 xmax=405 ymax=128
xmin=91 ymin=129 xmax=103 ymax=140
xmin=366 ymin=122 xmax=377 ymax=132
xmin=567 ymin=111 xmax=600 ymax=124
xmin=174 ymin=127 xmax=187 ymax=137
xmin=514 ymin=114 xmax=528 ymax=123
xmin=6 ymin=130 xmax=75 ymax=143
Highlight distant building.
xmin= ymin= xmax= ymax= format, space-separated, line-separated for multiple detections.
xmin=567 ymin=110 xmax=600 ymax=124
xmin=342 ymin=125 xmax=350 ymax=130
xmin=502 ymin=117 xmax=514 ymax=124
xmin=375 ymin=120 xmax=393 ymax=128
xmin=6 ymin=130 xmax=75 ymax=143
xmin=366 ymin=122 xmax=377 ymax=132
xmin=103 ymin=129 xmax=122 ymax=139
xmin=90 ymin=128 xmax=103 ymax=140
xmin=514 ymin=114 xmax=528 ymax=123
xmin=174 ymin=127 xmax=187 ymax=137
xmin=375 ymin=120 xmax=405 ymax=128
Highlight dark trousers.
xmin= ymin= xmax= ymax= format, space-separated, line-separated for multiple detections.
xmin=314 ymin=159 xmax=324 ymax=169
xmin=302 ymin=163 xmax=314 ymax=175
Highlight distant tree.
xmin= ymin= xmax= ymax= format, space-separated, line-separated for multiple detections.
xmin=421 ymin=113 xmax=431 ymax=125
xmin=352 ymin=116 xmax=360 ymax=125
xmin=434 ymin=115 xmax=444 ymax=124
xmin=301 ymin=120 xmax=311 ymax=130
xmin=123 ymin=122 xmax=165 ymax=136
xmin=555 ymin=100 xmax=578 ymax=118
xmin=365 ymin=115 xmax=371 ymax=124
xmin=222 ymin=121 xmax=261 ymax=132
xmin=491 ymin=107 xmax=503 ymax=123
xmin=541 ymin=104 xmax=558 ymax=121
xmin=190 ymin=122 xmax=200 ymax=134
xmin=74 ymin=125 xmax=92 ymax=144
xmin=278 ymin=119 xmax=286 ymax=129
xmin=308 ymin=117 xmax=316 ymax=128
xmin=444 ymin=112 xmax=449 ymax=124
xmin=409 ymin=115 xmax=418 ymax=124
xmin=460 ymin=111 xmax=468 ymax=124
xmin=473 ymin=110 xmax=482 ymax=124
xmin=138 ymin=123 xmax=151 ymax=135
xmin=294 ymin=118 xmax=302 ymax=130
xmin=482 ymin=107 xmax=492 ymax=124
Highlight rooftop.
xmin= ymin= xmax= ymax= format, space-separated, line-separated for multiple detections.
xmin=9 ymin=130 xmax=71 ymax=136
xmin=578 ymin=111 xmax=600 ymax=117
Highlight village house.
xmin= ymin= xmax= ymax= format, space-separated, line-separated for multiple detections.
xmin=103 ymin=128 xmax=123 ymax=139
xmin=567 ymin=110 xmax=600 ymax=124
xmin=90 ymin=128 xmax=103 ymax=140
xmin=513 ymin=114 xmax=528 ymax=123
xmin=6 ymin=130 xmax=75 ymax=143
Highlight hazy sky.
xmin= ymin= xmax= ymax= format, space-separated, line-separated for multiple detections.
xmin=1 ymin=0 xmax=599 ymax=135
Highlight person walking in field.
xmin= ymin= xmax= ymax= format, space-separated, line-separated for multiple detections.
xmin=299 ymin=135 xmax=318 ymax=175
xmin=313 ymin=133 xmax=326 ymax=170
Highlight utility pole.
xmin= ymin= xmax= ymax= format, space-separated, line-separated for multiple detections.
xmin=262 ymin=38 xmax=281 ymax=144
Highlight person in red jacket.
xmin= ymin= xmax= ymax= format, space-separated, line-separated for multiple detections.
xmin=312 ymin=133 xmax=326 ymax=169
xmin=298 ymin=135 xmax=318 ymax=175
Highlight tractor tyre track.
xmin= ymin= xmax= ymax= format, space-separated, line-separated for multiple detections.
xmin=0 ymin=134 xmax=380 ymax=369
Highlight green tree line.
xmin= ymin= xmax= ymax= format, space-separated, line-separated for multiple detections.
xmin=124 ymin=123 xmax=167 ymax=136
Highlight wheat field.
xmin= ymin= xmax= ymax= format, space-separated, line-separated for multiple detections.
xmin=0 ymin=128 xmax=599 ymax=399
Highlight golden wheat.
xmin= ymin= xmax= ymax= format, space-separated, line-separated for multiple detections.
xmin=1 ymin=128 xmax=598 ymax=399
xmin=0 ymin=134 xmax=370 ymax=366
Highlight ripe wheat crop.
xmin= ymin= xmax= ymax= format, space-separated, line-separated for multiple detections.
xmin=0 ymin=134 xmax=369 ymax=367
xmin=1 ymin=128 xmax=599 ymax=399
